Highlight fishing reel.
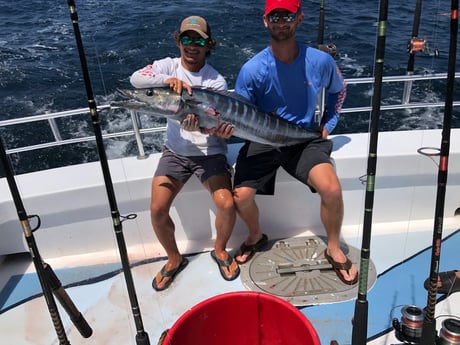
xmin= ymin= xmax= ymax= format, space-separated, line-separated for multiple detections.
xmin=318 ymin=43 xmax=337 ymax=58
xmin=392 ymin=305 xmax=460 ymax=345
xmin=438 ymin=318 xmax=460 ymax=345
xmin=392 ymin=305 xmax=424 ymax=344
xmin=407 ymin=37 xmax=440 ymax=57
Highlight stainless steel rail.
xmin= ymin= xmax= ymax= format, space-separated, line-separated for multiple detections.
xmin=1 ymin=72 xmax=459 ymax=158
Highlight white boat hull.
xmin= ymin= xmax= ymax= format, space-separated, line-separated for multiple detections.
xmin=1 ymin=129 xmax=459 ymax=259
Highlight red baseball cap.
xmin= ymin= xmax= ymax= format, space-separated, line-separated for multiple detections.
xmin=264 ymin=0 xmax=302 ymax=16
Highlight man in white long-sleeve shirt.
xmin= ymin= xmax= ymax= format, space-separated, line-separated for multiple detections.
xmin=130 ymin=16 xmax=239 ymax=291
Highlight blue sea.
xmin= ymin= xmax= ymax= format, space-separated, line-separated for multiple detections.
xmin=0 ymin=0 xmax=458 ymax=173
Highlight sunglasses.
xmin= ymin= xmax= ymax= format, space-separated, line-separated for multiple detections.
xmin=180 ymin=35 xmax=207 ymax=47
xmin=266 ymin=12 xmax=299 ymax=23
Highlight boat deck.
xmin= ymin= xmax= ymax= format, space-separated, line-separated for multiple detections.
xmin=1 ymin=227 xmax=459 ymax=344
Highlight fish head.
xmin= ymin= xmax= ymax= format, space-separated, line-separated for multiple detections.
xmin=113 ymin=87 xmax=183 ymax=117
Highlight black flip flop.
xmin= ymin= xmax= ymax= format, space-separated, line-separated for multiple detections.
xmin=324 ymin=249 xmax=358 ymax=285
xmin=235 ymin=233 xmax=268 ymax=264
xmin=152 ymin=257 xmax=189 ymax=291
xmin=424 ymin=270 xmax=460 ymax=294
xmin=210 ymin=250 xmax=240 ymax=281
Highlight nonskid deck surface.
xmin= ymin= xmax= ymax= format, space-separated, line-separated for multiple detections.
xmin=0 ymin=251 xmax=245 ymax=345
xmin=0 ymin=236 xmax=372 ymax=315
xmin=1 ymin=230 xmax=459 ymax=344
xmin=305 ymin=229 xmax=460 ymax=343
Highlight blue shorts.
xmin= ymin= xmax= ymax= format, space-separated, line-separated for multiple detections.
xmin=233 ymin=138 xmax=333 ymax=195
xmin=155 ymin=147 xmax=232 ymax=184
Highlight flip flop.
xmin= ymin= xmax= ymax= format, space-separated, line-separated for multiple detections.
xmin=152 ymin=257 xmax=189 ymax=291
xmin=235 ymin=233 xmax=268 ymax=264
xmin=424 ymin=270 xmax=460 ymax=294
xmin=210 ymin=250 xmax=240 ymax=281
xmin=324 ymin=249 xmax=358 ymax=285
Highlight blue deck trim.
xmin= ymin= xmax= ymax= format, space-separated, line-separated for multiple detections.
xmin=0 ymin=262 xmax=122 ymax=313
xmin=301 ymin=229 xmax=459 ymax=344
xmin=0 ymin=253 xmax=178 ymax=313
xmin=1 ymin=231 xmax=458 ymax=344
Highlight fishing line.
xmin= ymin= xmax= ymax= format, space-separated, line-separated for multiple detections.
xmin=91 ymin=36 xmax=108 ymax=99
xmin=428 ymin=0 xmax=442 ymax=71
xmin=117 ymin=158 xmax=151 ymax=262
xmin=403 ymin=0 xmax=422 ymax=105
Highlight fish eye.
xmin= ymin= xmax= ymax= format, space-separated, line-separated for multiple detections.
xmin=145 ymin=89 xmax=153 ymax=96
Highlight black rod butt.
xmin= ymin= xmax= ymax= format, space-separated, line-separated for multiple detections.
xmin=135 ymin=332 xmax=151 ymax=345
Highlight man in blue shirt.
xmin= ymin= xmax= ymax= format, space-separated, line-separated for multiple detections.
xmin=233 ymin=0 xmax=358 ymax=285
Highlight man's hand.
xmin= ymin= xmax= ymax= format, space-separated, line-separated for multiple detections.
xmin=165 ymin=77 xmax=192 ymax=95
xmin=181 ymin=114 xmax=200 ymax=131
xmin=209 ymin=123 xmax=235 ymax=139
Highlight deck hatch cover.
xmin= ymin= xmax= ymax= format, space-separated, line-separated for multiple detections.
xmin=239 ymin=235 xmax=377 ymax=306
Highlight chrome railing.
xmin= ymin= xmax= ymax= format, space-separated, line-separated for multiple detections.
xmin=1 ymin=72 xmax=459 ymax=159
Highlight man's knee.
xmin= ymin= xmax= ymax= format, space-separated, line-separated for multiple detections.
xmin=233 ymin=187 xmax=255 ymax=208
xmin=151 ymin=203 xmax=169 ymax=221
xmin=215 ymin=194 xmax=235 ymax=213
xmin=316 ymin=180 xmax=342 ymax=202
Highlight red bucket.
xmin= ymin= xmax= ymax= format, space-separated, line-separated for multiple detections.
xmin=161 ymin=291 xmax=320 ymax=345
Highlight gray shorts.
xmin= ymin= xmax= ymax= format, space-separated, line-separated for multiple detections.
xmin=155 ymin=147 xmax=232 ymax=184
xmin=233 ymin=138 xmax=333 ymax=195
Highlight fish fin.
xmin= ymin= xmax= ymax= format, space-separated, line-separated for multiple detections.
xmin=191 ymin=86 xmax=259 ymax=107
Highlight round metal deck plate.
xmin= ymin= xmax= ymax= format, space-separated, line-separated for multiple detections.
xmin=239 ymin=235 xmax=377 ymax=306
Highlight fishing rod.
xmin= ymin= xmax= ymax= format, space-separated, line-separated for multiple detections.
xmin=402 ymin=0 xmax=423 ymax=104
xmin=315 ymin=0 xmax=337 ymax=127
xmin=317 ymin=0 xmax=325 ymax=46
xmin=42 ymin=262 xmax=93 ymax=338
xmin=0 ymin=137 xmax=93 ymax=344
xmin=317 ymin=0 xmax=337 ymax=58
xmin=420 ymin=0 xmax=458 ymax=344
xmin=316 ymin=0 xmax=327 ymax=124
xmin=351 ymin=0 xmax=388 ymax=344
xmin=65 ymin=1 xmax=150 ymax=344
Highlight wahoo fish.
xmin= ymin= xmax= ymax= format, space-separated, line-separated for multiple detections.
xmin=114 ymin=87 xmax=320 ymax=147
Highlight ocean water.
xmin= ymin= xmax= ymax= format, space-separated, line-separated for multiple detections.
xmin=0 ymin=0 xmax=458 ymax=173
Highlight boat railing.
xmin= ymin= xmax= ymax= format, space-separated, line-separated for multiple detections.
xmin=1 ymin=72 xmax=459 ymax=159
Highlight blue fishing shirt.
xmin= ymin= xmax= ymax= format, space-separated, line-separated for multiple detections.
xmin=235 ymin=43 xmax=346 ymax=134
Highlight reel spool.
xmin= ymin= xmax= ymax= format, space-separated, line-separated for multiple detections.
xmin=408 ymin=37 xmax=428 ymax=54
xmin=392 ymin=305 xmax=460 ymax=345
xmin=392 ymin=305 xmax=424 ymax=344
xmin=438 ymin=318 xmax=460 ymax=345
xmin=407 ymin=37 xmax=439 ymax=57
